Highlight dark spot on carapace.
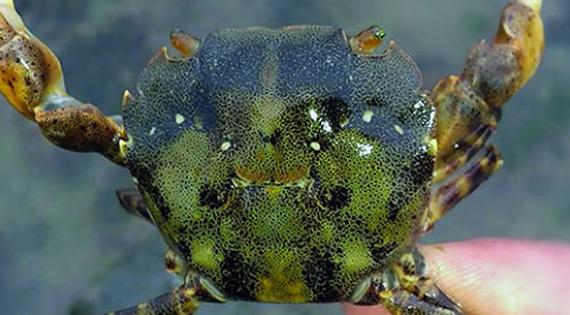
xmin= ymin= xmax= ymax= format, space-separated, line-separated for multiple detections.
xmin=320 ymin=186 xmax=351 ymax=211
xmin=321 ymin=97 xmax=352 ymax=131
xmin=366 ymin=97 xmax=386 ymax=108
xmin=303 ymin=248 xmax=342 ymax=302
xmin=199 ymin=186 xmax=225 ymax=209
xmin=260 ymin=129 xmax=281 ymax=146
xmin=370 ymin=241 xmax=397 ymax=262
xmin=220 ymin=250 xmax=258 ymax=301
xmin=408 ymin=152 xmax=434 ymax=187
xmin=386 ymin=198 xmax=401 ymax=222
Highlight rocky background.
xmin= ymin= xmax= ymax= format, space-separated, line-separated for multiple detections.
xmin=0 ymin=0 xmax=568 ymax=314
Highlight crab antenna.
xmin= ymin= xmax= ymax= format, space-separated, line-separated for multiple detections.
xmin=170 ymin=29 xmax=201 ymax=58
xmin=349 ymin=25 xmax=386 ymax=54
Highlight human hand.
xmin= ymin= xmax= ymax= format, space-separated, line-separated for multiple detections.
xmin=343 ymin=238 xmax=570 ymax=315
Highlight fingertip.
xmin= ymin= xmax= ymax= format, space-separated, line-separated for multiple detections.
xmin=421 ymin=238 xmax=570 ymax=315
xmin=343 ymin=304 xmax=390 ymax=315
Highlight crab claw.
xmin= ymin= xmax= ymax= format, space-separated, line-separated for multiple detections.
xmin=429 ymin=0 xmax=544 ymax=183
xmin=0 ymin=0 xmax=14 ymax=9
xmin=349 ymin=25 xmax=386 ymax=54
xmin=517 ymin=0 xmax=541 ymax=13
xmin=495 ymin=0 xmax=544 ymax=88
xmin=0 ymin=1 xmax=126 ymax=165
xmin=0 ymin=0 xmax=66 ymax=120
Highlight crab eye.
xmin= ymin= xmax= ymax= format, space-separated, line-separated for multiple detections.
xmin=371 ymin=25 xmax=386 ymax=40
xmin=169 ymin=29 xmax=201 ymax=58
xmin=349 ymin=25 xmax=387 ymax=54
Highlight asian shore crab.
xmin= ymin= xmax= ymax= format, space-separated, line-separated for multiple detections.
xmin=0 ymin=0 xmax=544 ymax=314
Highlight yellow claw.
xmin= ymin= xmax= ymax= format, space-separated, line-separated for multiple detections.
xmin=431 ymin=0 xmax=544 ymax=183
xmin=0 ymin=0 xmax=14 ymax=10
xmin=0 ymin=2 xmax=126 ymax=165
xmin=495 ymin=0 xmax=544 ymax=89
xmin=0 ymin=1 xmax=66 ymax=120
xmin=517 ymin=0 xmax=542 ymax=12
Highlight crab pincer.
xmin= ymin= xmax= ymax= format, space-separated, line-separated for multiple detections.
xmin=427 ymin=0 xmax=544 ymax=231
xmin=0 ymin=0 xmax=546 ymax=314
xmin=0 ymin=0 xmax=126 ymax=164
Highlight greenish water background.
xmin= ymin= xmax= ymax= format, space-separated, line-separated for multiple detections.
xmin=0 ymin=0 xmax=568 ymax=314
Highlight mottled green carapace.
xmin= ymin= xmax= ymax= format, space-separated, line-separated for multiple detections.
xmin=0 ymin=0 xmax=544 ymax=313
xmin=125 ymin=26 xmax=435 ymax=303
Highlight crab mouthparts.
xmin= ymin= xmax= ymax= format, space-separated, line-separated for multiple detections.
xmin=233 ymin=165 xmax=312 ymax=188
xmin=230 ymin=172 xmax=314 ymax=192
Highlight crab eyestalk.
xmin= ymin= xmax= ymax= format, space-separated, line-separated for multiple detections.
xmin=349 ymin=25 xmax=386 ymax=54
xmin=170 ymin=29 xmax=201 ymax=58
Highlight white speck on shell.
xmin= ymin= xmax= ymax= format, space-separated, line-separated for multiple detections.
xmin=175 ymin=114 xmax=186 ymax=125
xmin=221 ymin=142 xmax=232 ymax=151
xmin=362 ymin=110 xmax=374 ymax=123
xmin=309 ymin=109 xmax=319 ymax=121
xmin=357 ymin=143 xmax=373 ymax=157
xmin=310 ymin=142 xmax=321 ymax=151
xmin=394 ymin=124 xmax=404 ymax=135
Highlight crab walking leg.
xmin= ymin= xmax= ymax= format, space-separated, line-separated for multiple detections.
xmin=107 ymin=280 xmax=227 ymax=315
xmin=425 ymin=146 xmax=503 ymax=232
xmin=116 ymin=189 xmax=155 ymax=224
xmin=355 ymin=249 xmax=462 ymax=315
xmin=164 ymin=249 xmax=187 ymax=277
xmin=107 ymin=286 xmax=200 ymax=315
xmin=0 ymin=1 xmax=126 ymax=164
xmin=432 ymin=0 xmax=544 ymax=182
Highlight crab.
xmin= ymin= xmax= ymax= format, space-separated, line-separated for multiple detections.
xmin=0 ymin=0 xmax=544 ymax=314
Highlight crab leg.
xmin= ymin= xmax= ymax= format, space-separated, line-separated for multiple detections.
xmin=425 ymin=145 xmax=503 ymax=232
xmin=116 ymin=188 xmax=155 ymax=224
xmin=164 ymin=249 xmax=187 ymax=277
xmin=107 ymin=285 xmax=201 ymax=315
xmin=0 ymin=0 xmax=127 ymax=164
xmin=107 ymin=280 xmax=225 ymax=315
xmin=431 ymin=0 xmax=544 ymax=182
xmin=354 ymin=248 xmax=462 ymax=315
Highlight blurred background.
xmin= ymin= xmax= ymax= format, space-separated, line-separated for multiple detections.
xmin=0 ymin=0 xmax=568 ymax=314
